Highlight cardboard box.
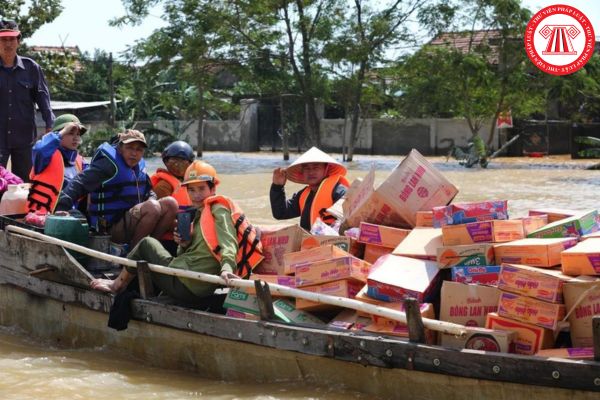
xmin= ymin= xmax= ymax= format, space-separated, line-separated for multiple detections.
xmin=225 ymin=308 xmax=260 ymax=321
xmin=442 ymin=220 xmax=524 ymax=246
xmin=563 ymin=277 xmax=600 ymax=347
xmin=392 ymin=227 xmax=443 ymax=261
xmin=493 ymin=237 xmax=579 ymax=268
xmin=517 ymin=214 xmax=549 ymax=236
xmin=561 ymin=238 xmax=600 ymax=276
xmin=295 ymin=256 xmax=371 ymax=287
xmin=300 ymin=234 xmax=352 ymax=252
xmin=432 ymin=200 xmax=508 ymax=228
xmin=343 ymin=150 xmax=458 ymax=228
xmin=439 ymin=327 xmax=516 ymax=353
xmin=255 ymin=224 xmax=305 ymax=275
xmin=247 ymin=274 xmax=296 ymax=295
xmin=367 ymin=254 xmax=441 ymax=302
xmin=358 ymin=222 xmax=410 ymax=248
xmin=497 ymin=291 xmax=566 ymax=330
xmin=528 ymin=208 xmax=579 ymax=223
xmin=437 ymin=243 xmax=495 ymax=269
xmin=439 ymin=281 xmax=500 ymax=327
xmin=536 ymin=347 xmax=594 ymax=360
xmin=284 ymin=244 xmax=350 ymax=274
xmin=415 ymin=211 xmax=433 ymax=227
xmin=363 ymin=243 xmax=394 ymax=264
xmin=527 ymin=210 xmax=599 ymax=239
xmin=486 ymin=312 xmax=555 ymax=355
xmin=498 ymin=264 xmax=571 ymax=303
xmin=451 ymin=265 xmax=501 ymax=286
xmin=365 ymin=302 xmax=436 ymax=343
xmin=223 ymin=289 xmax=324 ymax=325
xmin=327 ymin=310 xmax=371 ymax=331
xmin=295 ymin=279 xmax=363 ymax=311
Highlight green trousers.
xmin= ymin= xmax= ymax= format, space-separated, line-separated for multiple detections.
xmin=127 ymin=237 xmax=212 ymax=305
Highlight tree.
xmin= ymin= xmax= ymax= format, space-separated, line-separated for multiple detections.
xmin=115 ymin=0 xmax=238 ymax=156
xmin=324 ymin=0 xmax=427 ymax=161
xmin=396 ymin=0 xmax=532 ymax=148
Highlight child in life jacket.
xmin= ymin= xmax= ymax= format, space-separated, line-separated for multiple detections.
xmin=27 ymin=114 xmax=87 ymax=215
xmin=150 ymin=141 xmax=194 ymax=255
xmin=90 ymin=160 xmax=263 ymax=305
xmin=270 ymin=146 xmax=349 ymax=231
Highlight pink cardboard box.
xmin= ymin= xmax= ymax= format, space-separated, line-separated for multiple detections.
xmin=497 ymin=291 xmax=566 ymax=330
xmin=432 ymin=200 xmax=508 ymax=228
xmin=451 ymin=265 xmax=501 ymax=286
xmin=497 ymin=263 xmax=571 ymax=303
xmin=366 ymin=254 xmax=441 ymax=303
xmin=358 ymin=222 xmax=410 ymax=248
xmin=442 ymin=219 xmax=524 ymax=245
xmin=493 ymin=237 xmax=578 ymax=268
xmin=284 ymin=245 xmax=350 ymax=275
xmin=295 ymin=256 xmax=371 ymax=287
xmin=486 ymin=312 xmax=554 ymax=355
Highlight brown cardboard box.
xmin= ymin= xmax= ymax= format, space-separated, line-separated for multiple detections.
xmin=442 ymin=220 xmax=524 ymax=246
xmin=283 ymin=244 xmax=350 ymax=274
xmin=295 ymin=255 xmax=371 ymax=287
xmin=327 ymin=310 xmax=371 ymax=330
xmin=247 ymin=274 xmax=296 ymax=296
xmin=486 ymin=312 xmax=555 ymax=355
xmin=516 ymin=214 xmax=549 ymax=235
xmin=497 ymin=291 xmax=566 ymax=330
xmin=343 ymin=150 xmax=458 ymax=228
xmin=301 ymin=234 xmax=352 ymax=252
xmin=563 ymin=276 xmax=600 ymax=347
xmin=358 ymin=222 xmax=410 ymax=248
xmin=364 ymin=302 xmax=436 ymax=343
xmin=255 ymin=224 xmax=306 ymax=275
xmin=363 ymin=243 xmax=394 ymax=264
xmin=536 ymin=347 xmax=594 ymax=360
xmin=415 ymin=210 xmax=434 ymax=227
xmin=392 ymin=227 xmax=443 ymax=261
xmin=437 ymin=243 xmax=495 ymax=269
xmin=561 ymin=238 xmax=600 ymax=276
xmin=295 ymin=279 xmax=363 ymax=311
xmin=439 ymin=281 xmax=500 ymax=327
xmin=528 ymin=208 xmax=578 ymax=223
xmin=497 ymin=263 xmax=572 ymax=303
xmin=493 ymin=237 xmax=578 ymax=268
xmin=439 ymin=326 xmax=516 ymax=353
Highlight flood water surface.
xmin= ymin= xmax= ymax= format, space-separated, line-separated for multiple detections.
xmin=0 ymin=152 xmax=598 ymax=399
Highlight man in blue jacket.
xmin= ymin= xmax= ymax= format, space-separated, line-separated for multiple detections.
xmin=0 ymin=20 xmax=54 ymax=181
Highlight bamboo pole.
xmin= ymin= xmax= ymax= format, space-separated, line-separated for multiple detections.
xmin=6 ymin=225 xmax=467 ymax=337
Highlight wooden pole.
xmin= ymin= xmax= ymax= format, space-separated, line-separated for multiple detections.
xmin=594 ymin=316 xmax=600 ymax=362
xmin=405 ymin=298 xmax=427 ymax=344
xmin=6 ymin=225 xmax=467 ymax=336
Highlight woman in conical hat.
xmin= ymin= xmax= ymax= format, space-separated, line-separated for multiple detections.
xmin=270 ymin=146 xmax=349 ymax=231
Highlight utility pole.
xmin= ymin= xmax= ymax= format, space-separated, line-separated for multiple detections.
xmin=108 ymin=52 xmax=116 ymax=128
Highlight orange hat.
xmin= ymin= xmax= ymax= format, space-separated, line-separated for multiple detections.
xmin=286 ymin=147 xmax=347 ymax=184
xmin=182 ymin=160 xmax=220 ymax=186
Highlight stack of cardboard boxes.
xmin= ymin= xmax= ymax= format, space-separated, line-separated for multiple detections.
xmin=222 ymin=149 xmax=600 ymax=360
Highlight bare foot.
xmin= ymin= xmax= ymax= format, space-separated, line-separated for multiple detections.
xmin=90 ymin=278 xmax=117 ymax=293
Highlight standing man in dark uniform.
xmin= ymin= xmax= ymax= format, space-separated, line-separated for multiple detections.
xmin=0 ymin=20 xmax=54 ymax=181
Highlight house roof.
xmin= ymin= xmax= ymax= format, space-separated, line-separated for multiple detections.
xmin=428 ymin=30 xmax=503 ymax=64
xmin=28 ymin=45 xmax=83 ymax=71
xmin=51 ymin=100 xmax=114 ymax=110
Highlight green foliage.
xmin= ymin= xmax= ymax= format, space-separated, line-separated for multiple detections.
xmin=0 ymin=0 xmax=62 ymax=39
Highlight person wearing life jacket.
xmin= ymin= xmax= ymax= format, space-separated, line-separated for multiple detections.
xmin=27 ymin=114 xmax=88 ymax=215
xmin=270 ymin=146 xmax=349 ymax=231
xmin=55 ymin=129 xmax=178 ymax=248
xmin=150 ymin=141 xmax=194 ymax=255
xmin=91 ymin=160 xmax=264 ymax=305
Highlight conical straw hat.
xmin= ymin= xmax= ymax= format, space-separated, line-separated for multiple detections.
xmin=286 ymin=147 xmax=347 ymax=184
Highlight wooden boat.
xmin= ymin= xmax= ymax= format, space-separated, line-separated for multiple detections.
xmin=0 ymin=224 xmax=599 ymax=399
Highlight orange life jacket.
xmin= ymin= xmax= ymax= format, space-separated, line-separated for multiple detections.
xmin=200 ymin=195 xmax=263 ymax=279
xmin=299 ymin=174 xmax=349 ymax=227
xmin=27 ymin=150 xmax=84 ymax=214
xmin=150 ymin=169 xmax=191 ymax=207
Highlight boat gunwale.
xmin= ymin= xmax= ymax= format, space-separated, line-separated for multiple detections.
xmin=0 ymin=265 xmax=599 ymax=393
